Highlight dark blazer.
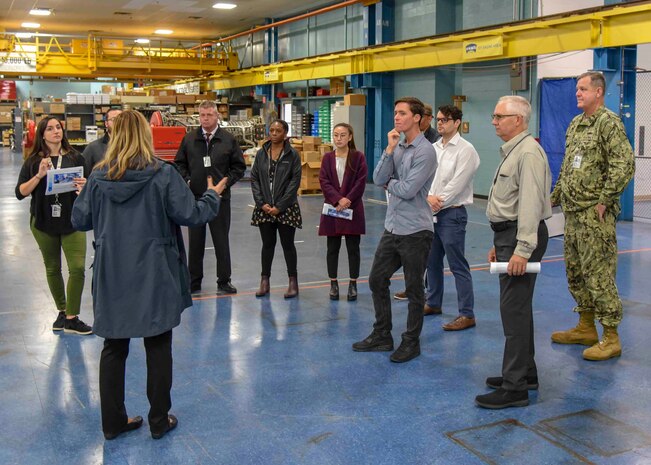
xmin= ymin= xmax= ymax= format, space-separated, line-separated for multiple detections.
xmin=174 ymin=127 xmax=246 ymax=200
xmin=318 ymin=150 xmax=367 ymax=236
xmin=71 ymin=160 xmax=221 ymax=339
xmin=424 ymin=126 xmax=440 ymax=144
xmin=250 ymin=140 xmax=302 ymax=212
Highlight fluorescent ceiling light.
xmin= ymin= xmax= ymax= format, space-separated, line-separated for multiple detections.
xmin=21 ymin=22 xmax=41 ymax=28
xmin=213 ymin=3 xmax=237 ymax=9
xmin=16 ymin=33 xmax=33 ymax=39
xmin=135 ymin=38 xmax=150 ymax=44
xmin=154 ymin=29 xmax=173 ymax=35
xmin=29 ymin=8 xmax=52 ymax=16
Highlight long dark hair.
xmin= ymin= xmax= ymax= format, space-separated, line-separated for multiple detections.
xmin=333 ymin=123 xmax=358 ymax=172
xmin=30 ymin=116 xmax=75 ymax=158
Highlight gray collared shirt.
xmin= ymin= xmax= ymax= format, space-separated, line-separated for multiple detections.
xmin=374 ymin=133 xmax=438 ymax=235
xmin=486 ymin=131 xmax=552 ymax=258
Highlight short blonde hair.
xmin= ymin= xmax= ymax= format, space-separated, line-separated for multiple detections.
xmin=97 ymin=110 xmax=157 ymax=180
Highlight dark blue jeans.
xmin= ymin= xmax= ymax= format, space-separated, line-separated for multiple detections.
xmin=369 ymin=229 xmax=434 ymax=342
xmin=426 ymin=206 xmax=474 ymax=317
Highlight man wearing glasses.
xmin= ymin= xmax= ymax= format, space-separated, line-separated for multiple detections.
xmin=476 ymin=96 xmax=551 ymax=409
xmin=82 ymin=108 xmax=122 ymax=172
xmin=423 ymin=105 xmax=480 ymax=330
xmin=550 ymin=71 xmax=634 ymax=361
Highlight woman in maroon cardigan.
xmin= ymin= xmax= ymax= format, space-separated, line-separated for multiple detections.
xmin=318 ymin=123 xmax=368 ymax=301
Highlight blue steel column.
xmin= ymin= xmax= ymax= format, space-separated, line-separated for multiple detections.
xmin=355 ymin=0 xmax=395 ymax=180
xmin=255 ymin=19 xmax=276 ymax=106
xmin=593 ymin=46 xmax=636 ymax=220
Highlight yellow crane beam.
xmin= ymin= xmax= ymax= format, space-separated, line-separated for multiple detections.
xmin=206 ymin=1 xmax=651 ymax=90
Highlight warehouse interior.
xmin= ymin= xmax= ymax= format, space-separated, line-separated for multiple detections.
xmin=2 ymin=0 xmax=651 ymax=464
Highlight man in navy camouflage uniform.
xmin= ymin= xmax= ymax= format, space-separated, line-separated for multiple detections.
xmin=550 ymin=71 xmax=634 ymax=361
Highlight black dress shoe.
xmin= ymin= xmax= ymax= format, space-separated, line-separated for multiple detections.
xmin=347 ymin=281 xmax=357 ymax=301
xmin=390 ymin=340 xmax=420 ymax=363
xmin=485 ymin=375 xmax=539 ymax=390
xmin=475 ymin=388 xmax=529 ymax=409
xmin=329 ymin=280 xmax=339 ymax=300
xmin=151 ymin=414 xmax=178 ymax=440
xmin=190 ymin=283 xmax=201 ymax=293
xmin=352 ymin=331 xmax=394 ymax=352
xmin=104 ymin=416 xmax=144 ymax=440
xmin=217 ymin=281 xmax=237 ymax=294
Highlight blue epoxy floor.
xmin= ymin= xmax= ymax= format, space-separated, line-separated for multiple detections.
xmin=2 ymin=147 xmax=651 ymax=465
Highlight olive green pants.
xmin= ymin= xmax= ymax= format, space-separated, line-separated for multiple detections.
xmin=30 ymin=218 xmax=87 ymax=316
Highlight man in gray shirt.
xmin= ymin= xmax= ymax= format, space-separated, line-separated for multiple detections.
xmin=476 ymin=95 xmax=551 ymax=409
xmin=352 ymin=97 xmax=437 ymax=363
xmin=82 ymin=108 xmax=122 ymax=172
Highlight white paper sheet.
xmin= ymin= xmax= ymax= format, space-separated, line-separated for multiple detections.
xmin=489 ymin=262 xmax=541 ymax=274
xmin=45 ymin=166 xmax=84 ymax=195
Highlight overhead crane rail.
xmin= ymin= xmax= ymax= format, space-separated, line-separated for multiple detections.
xmin=0 ymin=35 xmax=239 ymax=80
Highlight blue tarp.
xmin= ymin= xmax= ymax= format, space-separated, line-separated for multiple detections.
xmin=539 ymin=78 xmax=582 ymax=188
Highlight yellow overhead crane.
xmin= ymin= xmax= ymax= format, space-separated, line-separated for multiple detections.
xmin=0 ymin=35 xmax=239 ymax=80
xmin=206 ymin=1 xmax=651 ymax=90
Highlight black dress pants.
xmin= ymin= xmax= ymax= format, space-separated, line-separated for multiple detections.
xmin=326 ymin=235 xmax=361 ymax=280
xmin=368 ymin=230 xmax=433 ymax=342
xmin=99 ymin=330 xmax=173 ymax=436
xmin=258 ymin=222 xmax=297 ymax=277
xmin=494 ymin=222 xmax=548 ymax=392
xmin=189 ymin=199 xmax=231 ymax=287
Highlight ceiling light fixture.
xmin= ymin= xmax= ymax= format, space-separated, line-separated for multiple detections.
xmin=154 ymin=29 xmax=173 ymax=35
xmin=213 ymin=3 xmax=237 ymax=9
xmin=29 ymin=8 xmax=52 ymax=16
xmin=21 ymin=22 xmax=41 ymax=28
xmin=135 ymin=38 xmax=150 ymax=44
xmin=16 ymin=32 xmax=34 ymax=39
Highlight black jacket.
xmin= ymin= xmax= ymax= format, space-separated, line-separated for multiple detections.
xmin=174 ymin=127 xmax=245 ymax=200
xmin=250 ymin=140 xmax=301 ymax=212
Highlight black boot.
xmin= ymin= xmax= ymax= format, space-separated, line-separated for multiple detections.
xmin=347 ymin=280 xmax=357 ymax=301
xmin=329 ymin=280 xmax=339 ymax=300
xmin=284 ymin=276 xmax=299 ymax=299
xmin=255 ymin=275 xmax=270 ymax=297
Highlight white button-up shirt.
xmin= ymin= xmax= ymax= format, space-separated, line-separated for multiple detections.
xmin=429 ymin=132 xmax=480 ymax=208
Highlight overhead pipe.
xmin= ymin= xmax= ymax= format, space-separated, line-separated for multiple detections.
xmin=193 ymin=0 xmax=364 ymax=49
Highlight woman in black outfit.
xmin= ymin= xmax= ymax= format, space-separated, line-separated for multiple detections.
xmin=15 ymin=116 xmax=92 ymax=335
xmin=250 ymin=119 xmax=302 ymax=299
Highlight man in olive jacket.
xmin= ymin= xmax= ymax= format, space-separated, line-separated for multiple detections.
xmin=174 ymin=101 xmax=246 ymax=294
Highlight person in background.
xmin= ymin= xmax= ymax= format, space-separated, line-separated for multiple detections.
xmin=82 ymin=108 xmax=122 ymax=172
xmin=174 ymin=100 xmax=246 ymax=295
xmin=420 ymin=103 xmax=440 ymax=144
xmin=319 ymin=123 xmax=368 ymax=301
xmin=550 ymin=71 xmax=635 ymax=361
xmin=475 ymin=96 xmax=551 ymax=409
xmin=72 ymin=110 xmax=227 ymax=440
xmin=250 ymin=119 xmax=302 ymax=299
xmin=426 ymin=104 xmax=480 ymax=330
xmin=15 ymin=116 xmax=91 ymax=335
xmin=352 ymin=97 xmax=437 ymax=363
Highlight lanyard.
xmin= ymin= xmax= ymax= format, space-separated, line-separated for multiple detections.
xmin=491 ymin=135 xmax=531 ymax=185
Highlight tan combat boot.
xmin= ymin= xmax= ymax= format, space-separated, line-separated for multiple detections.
xmin=583 ymin=326 xmax=621 ymax=361
xmin=551 ymin=311 xmax=599 ymax=346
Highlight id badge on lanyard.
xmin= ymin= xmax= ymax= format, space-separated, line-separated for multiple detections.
xmin=51 ymin=155 xmax=63 ymax=218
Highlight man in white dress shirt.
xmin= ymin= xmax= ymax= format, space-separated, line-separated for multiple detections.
xmin=424 ymin=105 xmax=480 ymax=331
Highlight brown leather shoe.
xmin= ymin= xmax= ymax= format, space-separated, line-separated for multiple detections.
xmin=424 ymin=304 xmax=442 ymax=315
xmin=442 ymin=316 xmax=476 ymax=331
xmin=393 ymin=291 xmax=407 ymax=301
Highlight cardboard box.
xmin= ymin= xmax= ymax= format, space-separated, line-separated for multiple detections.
xmin=344 ymin=94 xmax=366 ymax=106
xmin=33 ymin=104 xmax=45 ymax=114
xmin=151 ymin=89 xmax=176 ymax=97
xmin=0 ymin=112 xmax=12 ymax=124
xmin=302 ymin=142 xmax=317 ymax=152
xmin=300 ymin=162 xmax=321 ymax=190
xmin=176 ymin=94 xmax=198 ymax=104
xmin=330 ymin=77 xmax=346 ymax=95
xmin=66 ymin=117 xmax=82 ymax=131
xmin=319 ymin=144 xmax=333 ymax=155
xmin=301 ymin=151 xmax=321 ymax=163
xmin=49 ymin=103 xmax=65 ymax=114
xmin=198 ymin=92 xmax=217 ymax=101
xmin=302 ymin=136 xmax=322 ymax=145
xmin=154 ymin=96 xmax=177 ymax=105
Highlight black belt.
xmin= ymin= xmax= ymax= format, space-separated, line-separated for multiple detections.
xmin=489 ymin=220 xmax=517 ymax=232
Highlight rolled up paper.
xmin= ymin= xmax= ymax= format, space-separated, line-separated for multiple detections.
xmin=489 ymin=262 xmax=541 ymax=274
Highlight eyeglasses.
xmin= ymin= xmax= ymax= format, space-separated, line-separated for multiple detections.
xmin=436 ymin=117 xmax=452 ymax=123
xmin=491 ymin=114 xmax=519 ymax=121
